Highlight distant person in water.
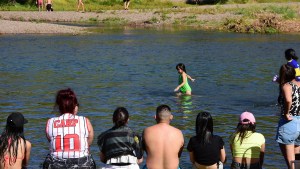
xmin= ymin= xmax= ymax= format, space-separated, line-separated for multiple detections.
xmin=285 ymin=48 xmax=300 ymax=81
xmin=273 ymin=48 xmax=300 ymax=83
xmin=77 ymin=0 xmax=85 ymax=12
xmin=142 ymin=105 xmax=184 ymax=169
xmin=36 ymin=0 xmax=43 ymax=11
xmin=174 ymin=63 xmax=195 ymax=95
xmin=123 ymin=0 xmax=130 ymax=10
xmin=46 ymin=0 xmax=53 ymax=11
xmin=0 ymin=112 xmax=31 ymax=169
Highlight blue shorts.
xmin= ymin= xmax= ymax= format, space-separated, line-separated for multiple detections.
xmin=276 ymin=116 xmax=300 ymax=145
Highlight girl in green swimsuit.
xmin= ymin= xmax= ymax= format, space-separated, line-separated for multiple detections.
xmin=174 ymin=63 xmax=195 ymax=95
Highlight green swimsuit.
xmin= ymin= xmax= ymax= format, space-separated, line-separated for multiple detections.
xmin=178 ymin=74 xmax=191 ymax=93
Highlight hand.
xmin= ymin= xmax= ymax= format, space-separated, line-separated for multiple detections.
xmin=174 ymin=87 xmax=179 ymax=92
xmin=284 ymin=114 xmax=293 ymax=121
xmin=191 ymin=78 xmax=195 ymax=82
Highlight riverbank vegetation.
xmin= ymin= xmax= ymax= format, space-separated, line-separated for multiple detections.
xmin=0 ymin=0 xmax=300 ymax=33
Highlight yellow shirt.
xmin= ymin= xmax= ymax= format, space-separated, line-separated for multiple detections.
xmin=230 ymin=132 xmax=265 ymax=158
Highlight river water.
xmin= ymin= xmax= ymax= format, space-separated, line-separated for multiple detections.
xmin=1 ymin=28 xmax=300 ymax=168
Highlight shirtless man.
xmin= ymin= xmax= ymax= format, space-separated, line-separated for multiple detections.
xmin=143 ymin=104 xmax=184 ymax=169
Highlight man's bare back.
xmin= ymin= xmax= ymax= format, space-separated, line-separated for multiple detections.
xmin=143 ymin=105 xmax=184 ymax=169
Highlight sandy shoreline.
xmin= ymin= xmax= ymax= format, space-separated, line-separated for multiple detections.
xmin=1 ymin=3 xmax=300 ymax=34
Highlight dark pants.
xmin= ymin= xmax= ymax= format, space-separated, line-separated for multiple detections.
xmin=43 ymin=154 xmax=96 ymax=169
xmin=230 ymin=161 xmax=261 ymax=169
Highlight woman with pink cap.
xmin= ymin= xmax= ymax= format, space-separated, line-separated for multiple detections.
xmin=229 ymin=112 xmax=265 ymax=169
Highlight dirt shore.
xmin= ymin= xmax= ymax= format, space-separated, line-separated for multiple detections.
xmin=1 ymin=3 xmax=300 ymax=34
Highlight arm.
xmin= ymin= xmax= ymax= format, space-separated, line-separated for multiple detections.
xmin=178 ymin=131 xmax=184 ymax=158
xmin=260 ymin=143 xmax=265 ymax=166
xmin=45 ymin=119 xmax=51 ymax=142
xmin=282 ymin=84 xmax=293 ymax=120
xmin=174 ymin=73 xmax=188 ymax=92
xmin=187 ymin=74 xmax=195 ymax=82
xmin=23 ymin=140 xmax=31 ymax=168
xmin=189 ymin=152 xmax=195 ymax=163
xmin=86 ymin=118 xmax=94 ymax=145
xmin=137 ymin=157 xmax=143 ymax=164
xmin=220 ymin=146 xmax=226 ymax=163
xmin=99 ymin=151 xmax=106 ymax=163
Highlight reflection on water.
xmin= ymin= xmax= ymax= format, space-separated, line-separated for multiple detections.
xmin=0 ymin=29 xmax=300 ymax=168
xmin=177 ymin=95 xmax=193 ymax=115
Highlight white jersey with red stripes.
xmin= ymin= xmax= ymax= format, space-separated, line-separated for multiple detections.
xmin=46 ymin=113 xmax=90 ymax=159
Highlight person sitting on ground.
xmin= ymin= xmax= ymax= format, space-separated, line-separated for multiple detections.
xmin=187 ymin=111 xmax=226 ymax=169
xmin=142 ymin=104 xmax=184 ymax=169
xmin=43 ymin=88 xmax=96 ymax=169
xmin=0 ymin=112 xmax=31 ymax=169
xmin=97 ymin=107 xmax=143 ymax=169
xmin=230 ymin=112 xmax=265 ymax=169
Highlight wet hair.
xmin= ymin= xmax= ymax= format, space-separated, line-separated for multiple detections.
xmin=279 ymin=64 xmax=295 ymax=86
xmin=55 ymin=88 xmax=79 ymax=115
xmin=195 ymin=112 xmax=213 ymax=145
xmin=113 ymin=107 xmax=129 ymax=128
xmin=285 ymin=48 xmax=298 ymax=61
xmin=0 ymin=113 xmax=26 ymax=166
xmin=156 ymin=104 xmax=171 ymax=121
xmin=233 ymin=119 xmax=256 ymax=144
xmin=176 ymin=63 xmax=187 ymax=73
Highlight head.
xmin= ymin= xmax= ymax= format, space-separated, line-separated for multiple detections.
xmin=155 ymin=104 xmax=173 ymax=123
xmin=55 ymin=88 xmax=78 ymax=115
xmin=113 ymin=107 xmax=129 ymax=128
xmin=0 ymin=112 xmax=28 ymax=165
xmin=285 ymin=48 xmax=298 ymax=61
xmin=5 ymin=112 xmax=28 ymax=135
xmin=279 ymin=64 xmax=295 ymax=86
xmin=195 ymin=112 xmax=213 ymax=144
xmin=176 ymin=63 xmax=186 ymax=73
xmin=235 ymin=111 xmax=256 ymax=144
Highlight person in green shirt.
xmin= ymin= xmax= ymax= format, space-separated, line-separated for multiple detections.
xmin=174 ymin=63 xmax=195 ymax=96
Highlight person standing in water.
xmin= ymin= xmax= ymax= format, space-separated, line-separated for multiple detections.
xmin=174 ymin=63 xmax=195 ymax=95
xmin=285 ymin=48 xmax=300 ymax=81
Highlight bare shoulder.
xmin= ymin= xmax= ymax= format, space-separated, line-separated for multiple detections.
xmin=25 ymin=140 xmax=32 ymax=149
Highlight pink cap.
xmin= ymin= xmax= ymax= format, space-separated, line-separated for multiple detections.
xmin=239 ymin=111 xmax=256 ymax=124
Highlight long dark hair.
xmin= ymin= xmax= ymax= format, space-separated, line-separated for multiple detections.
xmin=195 ymin=112 xmax=213 ymax=145
xmin=285 ymin=48 xmax=298 ymax=61
xmin=113 ymin=107 xmax=129 ymax=128
xmin=176 ymin=63 xmax=187 ymax=73
xmin=55 ymin=88 xmax=79 ymax=115
xmin=233 ymin=119 xmax=256 ymax=144
xmin=279 ymin=64 xmax=295 ymax=86
xmin=0 ymin=117 xmax=26 ymax=165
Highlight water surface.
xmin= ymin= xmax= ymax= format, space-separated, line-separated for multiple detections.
xmin=1 ymin=28 xmax=300 ymax=168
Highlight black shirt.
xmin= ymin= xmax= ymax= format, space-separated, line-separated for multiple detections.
xmin=187 ymin=135 xmax=224 ymax=165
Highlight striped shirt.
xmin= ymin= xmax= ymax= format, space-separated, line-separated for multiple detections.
xmin=46 ymin=113 xmax=90 ymax=159
xmin=97 ymin=126 xmax=143 ymax=160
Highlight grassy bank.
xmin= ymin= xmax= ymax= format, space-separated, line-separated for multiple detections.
xmin=0 ymin=0 xmax=300 ymax=33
